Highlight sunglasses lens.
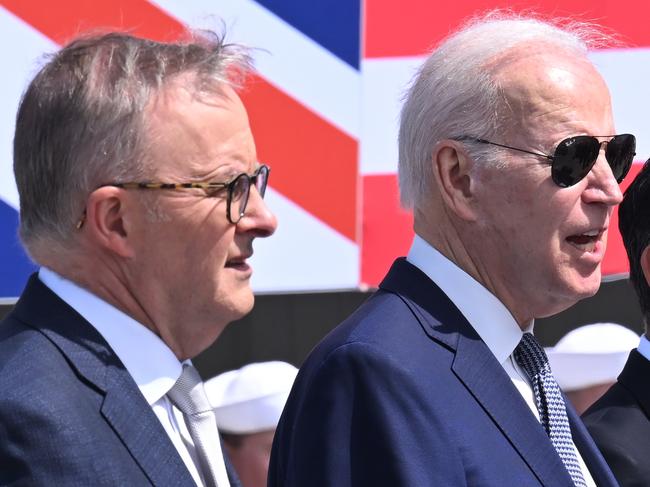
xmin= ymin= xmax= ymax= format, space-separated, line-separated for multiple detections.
xmin=605 ymin=134 xmax=636 ymax=183
xmin=551 ymin=136 xmax=600 ymax=187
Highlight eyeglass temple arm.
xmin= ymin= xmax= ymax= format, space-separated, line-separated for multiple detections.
xmin=100 ymin=182 xmax=230 ymax=190
xmin=454 ymin=136 xmax=554 ymax=161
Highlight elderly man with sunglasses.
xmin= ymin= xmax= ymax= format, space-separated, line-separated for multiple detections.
xmin=0 ymin=32 xmax=276 ymax=486
xmin=269 ymin=12 xmax=628 ymax=487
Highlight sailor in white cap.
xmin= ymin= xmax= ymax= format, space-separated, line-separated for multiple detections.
xmin=205 ymin=361 xmax=298 ymax=487
xmin=546 ymin=323 xmax=639 ymax=414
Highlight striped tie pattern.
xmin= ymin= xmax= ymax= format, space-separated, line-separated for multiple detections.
xmin=514 ymin=333 xmax=587 ymax=487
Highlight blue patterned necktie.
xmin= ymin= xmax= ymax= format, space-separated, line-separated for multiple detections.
xmin=514 ymin=333 xmax=587 ymax=487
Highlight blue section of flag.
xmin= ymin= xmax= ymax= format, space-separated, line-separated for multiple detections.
xmin=0 ymin=201 xmax=36 ymax=298
xmin=254 ymin=0 xmax=360 ymax=69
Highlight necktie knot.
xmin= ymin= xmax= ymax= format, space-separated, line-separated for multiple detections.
xmin=514 ymin=332 xmax=552 ymax=381
xmin=168 ymin=364 xmax=213 ymax=416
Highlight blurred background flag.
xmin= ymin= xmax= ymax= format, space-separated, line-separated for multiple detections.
xmin=1 ymin=0 xmax=649 ymax=297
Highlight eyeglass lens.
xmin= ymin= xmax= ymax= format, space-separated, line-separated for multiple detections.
xmin=228 ymin=166 xmax=269 ymax=223
xmin=551 ymin=134 xmax=635 ymax=187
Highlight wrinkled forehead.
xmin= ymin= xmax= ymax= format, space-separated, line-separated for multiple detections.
xmin=489 ymin=45 xmax=613 ymax=139
xmin=142 ymin=79 xmax=255 ymax=177
xmin=147 ymin=76 xmax=245 ymax=121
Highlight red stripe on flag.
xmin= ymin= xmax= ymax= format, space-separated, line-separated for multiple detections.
xmin=361 ymin=174 xmax=413 ymax=286
xmin=0 ymin=0 xmax=186 ymax=44
xmin=365 ymin=0 xmax=650 ymax=59
xmin=4 ymin=0 xmax=358 ymax=242
xmin=361 ymin=167 xmax=640 ymax=287
xmin=242 ymin=76 xmax=358 ymax=242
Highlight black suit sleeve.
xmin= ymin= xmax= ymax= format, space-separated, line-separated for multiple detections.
xmin=586 ymin=418 xmax=648 ymax=487
xmin=583 ymin=378 xmax=650 ymax=487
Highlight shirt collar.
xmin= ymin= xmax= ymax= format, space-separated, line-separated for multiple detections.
xmin=406 ymin=234 xmax=532 ymax=364
xmin=38 ymin=267 xmax=183 ymax=405
xmin=637 ymin=334 xmax=650 ymax=361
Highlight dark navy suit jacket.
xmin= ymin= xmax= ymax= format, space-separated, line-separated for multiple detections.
xmin=0 ymin=274 xmax=240 ymax=486
xmin=269 ymin=258 xmax=618 ymax=486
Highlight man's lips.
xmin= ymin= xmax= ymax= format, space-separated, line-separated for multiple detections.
xmin=565 ymin=228 xmax=605 ymax=253
xmin=225 ymin=255 xmax=252 ymax=269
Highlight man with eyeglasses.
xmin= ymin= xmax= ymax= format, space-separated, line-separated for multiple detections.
xmin=582 ymin=159 xmax=650 ymax=486
xmin=270 ymin=12 xmax=625 ymax=487
xmin=0 ymin=31 xmax=276 ymax=486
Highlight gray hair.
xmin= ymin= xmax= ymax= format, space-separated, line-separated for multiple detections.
xmin=14 ymin=30 xmax=252 ymax=258
xmin=398 ymin=11 xmax=615 ymax=209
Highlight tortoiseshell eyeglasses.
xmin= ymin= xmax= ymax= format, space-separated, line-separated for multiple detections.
xmin=78 ymin=165 xmax=269 ymax=228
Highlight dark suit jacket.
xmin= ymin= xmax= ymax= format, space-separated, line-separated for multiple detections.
xmin=0 ymin=274 xmax=240 ymax=486
xmin=269 ymin=258 xmax=618 ymax=486
xmin=583 ymin=349 xmax=650 ymax=487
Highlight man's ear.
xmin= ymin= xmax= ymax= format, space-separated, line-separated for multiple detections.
xmin=82 ymin=187 xmax=136 ymax=258
xmin=431 ymin=141 xmax=478 ymax=221
xmin=640 ymin=246 xmax=650 ymax=286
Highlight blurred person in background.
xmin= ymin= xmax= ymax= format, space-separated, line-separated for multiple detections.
xmin=0 ymin=30 xmax=276 ymax=486
xmin=205 ymin=361 xmax=298 ymax=487
xmin=583 ymin=159 xmax=650 ymax=486
xmin=547 ymin=323 xmax=639 ymax=414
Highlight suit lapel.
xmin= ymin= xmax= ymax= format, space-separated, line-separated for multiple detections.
xmin=380 ymin=259 xmax=574 ymax=486
xmin=101 ymin=366 xmax=195 ymax=486
xmin=571 ymin=349 xmax=650 ymax=487
xmin=452 ymin=332 xmax=574 ymax=486
xmin=567 ymin=402 xmax=619 ymax=487
xmin=12 ymin=275 xmax=195 ymax=486
xmin=619 ymin=350 xmax=650 ymax=418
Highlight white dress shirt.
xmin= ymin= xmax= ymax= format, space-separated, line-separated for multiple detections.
xmin=39 ymin=268 xmax=230 ymax=487
xmin=407 ymin=235 xmax=595 ymax=486
xmin=637 ymin=334 xmax=650 ymax=361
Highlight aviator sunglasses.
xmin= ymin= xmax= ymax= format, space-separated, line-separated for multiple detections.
xmin=455 ymin=134 xmax=636 ymax=187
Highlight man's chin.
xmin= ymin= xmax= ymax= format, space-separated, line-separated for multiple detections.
xmin=549 ymin=272 xmax=602 ymax=316
xmin=577 ymin=266 xmax=603 ymax=298
xmin=227 ymin=289 xmax=256 ymax=320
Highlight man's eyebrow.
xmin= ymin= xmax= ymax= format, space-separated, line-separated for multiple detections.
xmin=212 ymin=163 xmax=261 ymax=182
xmin=187 ymin=166 xmax=237 ymax=183
xmin=212 ymin=170 xmax=239 ymax=182
xmin=187 ymin=159 xmax=259 ymax=183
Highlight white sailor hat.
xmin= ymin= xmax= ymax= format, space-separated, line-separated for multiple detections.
xmin=204 ymin=361 xmax=298 ymax=434
xmin=546 ymin=323 xmax=639 ymax=391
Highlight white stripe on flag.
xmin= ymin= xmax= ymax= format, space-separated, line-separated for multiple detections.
xmin=250 ymin=187 xmax=359 ymax=292
xmin=150 ymin=0 xmax=360 ymax=139
xmin=0 ymin=7 xmax=58 ymax=209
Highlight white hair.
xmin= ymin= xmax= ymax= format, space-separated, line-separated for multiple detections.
xmin=398 ymin=11 xmax=616 ymax=209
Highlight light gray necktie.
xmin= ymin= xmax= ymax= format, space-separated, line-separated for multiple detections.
xmin=168 ymin=364 xmax=224 ymax=487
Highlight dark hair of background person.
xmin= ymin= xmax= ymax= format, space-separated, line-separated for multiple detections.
xmin=618 ymin=158 xmax=650 ymax=330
